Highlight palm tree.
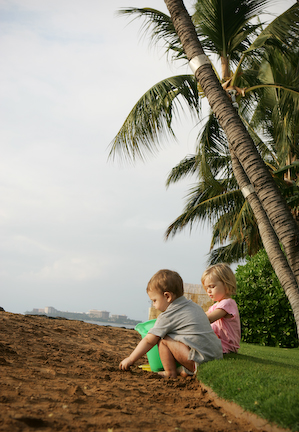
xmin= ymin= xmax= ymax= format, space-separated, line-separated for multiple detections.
xmin=110 ymin=1 xmax=299 ymax=262
xmin=109 ymin=0 xmax=299 ymax=332
xmin=163 ymin=0 xmax=299 ymax=334
xmin=163 ymin=1 xmax=299 ymax=262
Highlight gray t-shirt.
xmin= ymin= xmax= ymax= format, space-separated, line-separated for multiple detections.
xmin=148 ymin=296 xmax=223 ymax=364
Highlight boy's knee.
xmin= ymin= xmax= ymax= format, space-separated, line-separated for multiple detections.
xmin=158 ymin=338 xmax=167 ymax=348
xmin=158 ymin=336 xmax=172 ymax=349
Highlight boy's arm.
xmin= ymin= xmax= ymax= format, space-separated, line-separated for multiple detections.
xmin=119 ymin=333 xmax=160 ymax=370
xmin=206 ymin=308 xmax=231 ymax=323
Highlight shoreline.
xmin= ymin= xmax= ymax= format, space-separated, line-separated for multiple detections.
xmin=82 ymin=319 xmax=136 ymax=329
xmin=24 ymin=311 xmax=141 ymax=329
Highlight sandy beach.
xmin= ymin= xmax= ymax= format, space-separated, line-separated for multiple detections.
xmin=0 ymin=312 xmax=288 ymax=432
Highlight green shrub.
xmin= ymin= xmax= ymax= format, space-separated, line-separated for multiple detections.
xmin=235 ymin=249 xmax=298 ymax=348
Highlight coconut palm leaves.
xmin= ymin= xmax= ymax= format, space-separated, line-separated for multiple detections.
xmin=165 ymin=112 xmax=263 ymax=264
xmin=246 ymin=3 xmax=299 ymax=53
xmin=192 ymin=0 xmax=269 ymax=74
xmin=117 ymin=8 xmax=184 ymax=60
xmin=110 ymin=0 xmax=299 ymax=263
xmin=109 ymin=75 xmax=199 ymax=162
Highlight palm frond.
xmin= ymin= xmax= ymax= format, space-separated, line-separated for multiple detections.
xmin=275 ymin=161 xmax=299 ymax=177
xmin=210 ymin=195 xmax=254 ymax=246
xmin=117 ymin=8 xmax=185 ymax=60
xmin=208 ymin=241 xmax=251 ymax=265
xmin=109 ymin=75 xmax=199 ymax=162
xmin=246 ymin=3 xmax=299 ymax=53
xmin=198 ymin=112 xmax=232 ymax=179
xmin=193 ymin=0 xmax=269 ymax=59
xmin=166 ymin=155 xmax=199 ymax=186
xmin=166 ymin=111 xmax=232 ymax=187
xmin=165 ymin=187 xmax=242 ymax=239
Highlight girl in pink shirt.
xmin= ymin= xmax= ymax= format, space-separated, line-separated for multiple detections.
xmin=202 ymin=263 xmax=241 ymax=354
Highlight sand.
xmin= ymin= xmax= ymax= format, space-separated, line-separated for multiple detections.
xmin=0 ymin=312 xmax=289 ymax=432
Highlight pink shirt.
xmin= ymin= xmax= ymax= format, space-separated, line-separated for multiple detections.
xmin=208 ymin=298 xmax=241 ymax=354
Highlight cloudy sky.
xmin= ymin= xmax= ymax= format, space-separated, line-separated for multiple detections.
xmin=0 ymin=0 xmax=295 ymax=321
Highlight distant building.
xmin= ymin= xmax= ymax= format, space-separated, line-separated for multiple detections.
xmin=44 ymin=307 xmax=57 ymax=314
xmin=89 ymin=310 xmax=110 ymax=319
xmin=32 ymin=308 xmax=45 ymax=313
xmin=111 ymin=314 xmax=127 ymax=320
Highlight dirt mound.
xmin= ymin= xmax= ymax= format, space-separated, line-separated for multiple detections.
xmin=0 ymin=312 xmax=286 ymax=431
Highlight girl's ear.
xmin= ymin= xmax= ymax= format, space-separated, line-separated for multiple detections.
xmin=224 ymin=284 xmax=230 ymax=295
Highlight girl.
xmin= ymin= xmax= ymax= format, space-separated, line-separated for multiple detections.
xmin=202 ymin=263 xmax=241 ymax=354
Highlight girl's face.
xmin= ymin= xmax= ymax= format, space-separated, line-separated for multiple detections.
xmin=203 ymin=274 xmax=229 ymax=302
xmin=147 ymin=289 xmax=174 ymax=312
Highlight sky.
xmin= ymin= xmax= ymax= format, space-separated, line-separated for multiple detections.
xmin=0 ymin=0 xmax=296 ymax=321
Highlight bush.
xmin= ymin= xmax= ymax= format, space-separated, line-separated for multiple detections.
xmin=235 ymin=249 xmax=298 ymax=348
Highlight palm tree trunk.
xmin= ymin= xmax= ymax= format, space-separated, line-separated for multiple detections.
xmin=221 ymin=55 xmax=229 ymax=81
xmin=231 ymin=150 xmax=299 ymax=335
xmin=164 ymin=0 xmax=299 ymax=331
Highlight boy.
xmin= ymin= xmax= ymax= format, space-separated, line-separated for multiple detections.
xmin=119 ymin=269 xmax=223 ymax=378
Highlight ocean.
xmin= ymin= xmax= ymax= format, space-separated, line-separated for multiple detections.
xmin=84 ymin=320 xmax=136 ymax=329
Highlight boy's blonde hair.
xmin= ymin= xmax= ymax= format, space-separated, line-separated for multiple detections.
xmin=147 ymin=269 xmax=184 ymax=297
xmin=201 ymin=263 xmax=237 ymax=296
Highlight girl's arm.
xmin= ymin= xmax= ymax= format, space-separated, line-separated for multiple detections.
xmin=119 ymin=333 xmax=160 ymax=370
xmin=206 ymin=308 xmax=232 ymax=323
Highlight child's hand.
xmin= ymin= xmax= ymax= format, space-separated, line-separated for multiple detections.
xmin=119 ymin=357 xmax=134 ymax=371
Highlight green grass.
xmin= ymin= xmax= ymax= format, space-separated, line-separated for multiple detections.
xmin=198 ymin=343 xmax=299 ymax=431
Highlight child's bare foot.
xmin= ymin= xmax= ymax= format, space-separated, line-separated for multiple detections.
xmin=176 ymin=366 xmax=195 ymax=377
xmin=157 ymin=371 xmax=177 ymax=378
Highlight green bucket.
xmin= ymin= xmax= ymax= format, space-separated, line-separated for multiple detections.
xmin=135 ymin=319 xmax=164 ymax=372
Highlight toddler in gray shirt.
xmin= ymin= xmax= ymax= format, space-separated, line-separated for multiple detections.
xmin=119 ymin=269 xmax=223 ymax=378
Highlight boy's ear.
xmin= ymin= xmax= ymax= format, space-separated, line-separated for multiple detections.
xmin=164 ymin=291 xmax=175 ymax=302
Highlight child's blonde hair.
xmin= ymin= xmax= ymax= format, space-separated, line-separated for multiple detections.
xmin=147 ymin=269 xmax=184 ymax=297
xmin=201 ymin=263 xmax=237 ymax=296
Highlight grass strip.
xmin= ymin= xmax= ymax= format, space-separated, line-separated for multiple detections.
xmin=198 ymin=343 xmax=299 ymax=431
